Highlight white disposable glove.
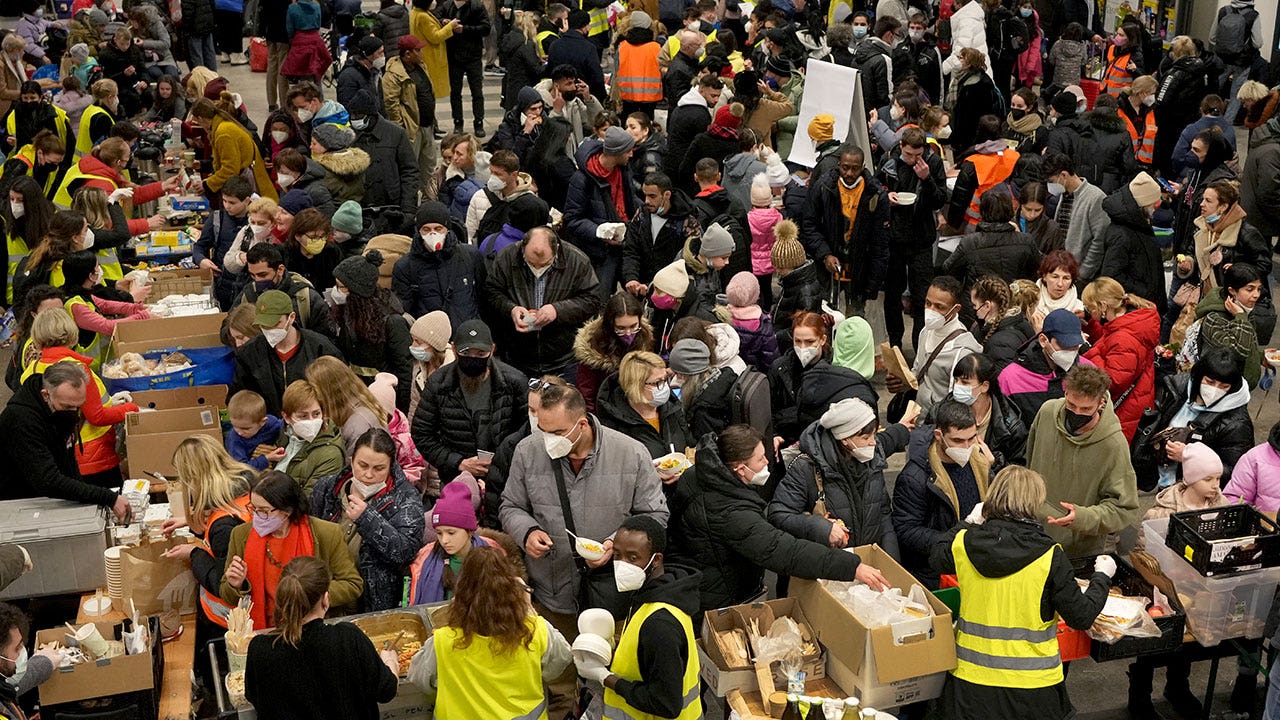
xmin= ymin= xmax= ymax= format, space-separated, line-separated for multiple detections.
xmin=574 ymin=654 xmax=612 ymax=684
xmin=136 ymin=407 xmax=158 ymax=413
xmin=1094 ymin=555 xmax=1117 ymax=578
xmin=964 ymin=502 xmax=985 ymax=525
xmin=108 ymin=390 xmax=133 ymax=404
xmin=108 ymin=187 xmax=134 ymax=204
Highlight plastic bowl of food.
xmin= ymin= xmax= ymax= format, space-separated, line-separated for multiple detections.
xmin=894 ymin=192 xmax=917 ymax=206
xmin=572 ymin=633 xmax=613 ymax=665
xmin=1266 ymin=348 xmax=1280 ymax=366
xmin=653 ymin=452 xmax=692 ymax=477
xmin=574 ymin=535 xmax=607 ymax=562
xmin=578 ymin=608 xmax=616 ymax=639
xmin=225 ymin=671 xmax=249 ymax=708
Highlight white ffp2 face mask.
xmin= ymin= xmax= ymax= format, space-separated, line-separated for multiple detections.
xmin=613 ymin=556 xmax=653 ymax=592
xmin=850 ymin=444 xmax=876 ymax=463
xmin=1199 ymin=383 xmax=1227 ymax=406
xmin=1050 ymin=349 xmax=1078 ymax=372
xmin=945 ymin=445 xmax=973 ymax=466
xmin=292 ymin=417 xmax=323 ymax=441
xmin=795 ymin=346 xmax=819 ymax=367
xmin=263 ymin=327 xmax=288 ymax=347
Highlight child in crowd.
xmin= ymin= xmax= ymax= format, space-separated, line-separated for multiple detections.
xmin=1146 ymin=442 xmax=1227 ymax=521
xmin=275 ymin=379 xmax=346 ymax=495
xmin=747 ymin=173 xmax=781 ymax=310
xmin=406 ymin=481 xmax=501 ymax=604
xmin=55 ymin=74 xmax=95 ymax=127
xmin=368 ymin=373 xmax=427 ymax=492
xmin=1224 ymin=422 xmax=1280 ymax=512
xmin=726 ymin=271 xmax=779 ymax=373
xmin=225 ymin=390 xmax=285 ymax=471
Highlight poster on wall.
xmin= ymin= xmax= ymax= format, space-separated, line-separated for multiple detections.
xmin=787 ymin=59 xmax=871 ymax=168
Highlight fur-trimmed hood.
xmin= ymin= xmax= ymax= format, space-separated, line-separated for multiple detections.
xmin=572 ymin=315 xmax=654 ymax=370
xmin=313 ymin=146 xmax=371 ymax=178
xmin=1085 ymin=107 xmax=1128 ymax=135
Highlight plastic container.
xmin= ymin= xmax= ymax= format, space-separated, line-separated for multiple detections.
xmin=1070 ymin=554 xmax=1186 ymax=662
xmin=1143 ymin=518 xmax=1280 ymax=646
xmin=0 ymin=497 xmax=109 ymax=599
xmin=1166 ymin=505 xmax=1280 ymax=576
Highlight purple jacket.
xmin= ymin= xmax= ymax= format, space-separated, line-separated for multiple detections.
xmin=732 ymin=314 xmax=780 ymax=374
xmin=409 ymin=534 xmax=494 ymax=604
xmin=224 ymin=415 xmax=283 ymax=471
xmin=15 ymin=13 xmax=52 ymax=61
xmin=1223 ymin=438 xmax=1280 ymax=512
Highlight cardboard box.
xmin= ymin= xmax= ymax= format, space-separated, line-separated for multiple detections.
xmin=791 ymin=545 xmax=956 ymax=710
xmin=124 ymin=405 xmax=222 ymax=476
xmin=130 ymin=384 xmax=228 ymax=412
xmin=36 ymin=617 xmax=162 ymax=707
xmin=699 ymin=598 xmax=825 ymax=702
xmin=698 ymin=641 xmax=758 ymax=697
xmin=108 ymin=313 xmax=226 ymax=359
xmin=147 ymin=267 xmax=214 ymax=301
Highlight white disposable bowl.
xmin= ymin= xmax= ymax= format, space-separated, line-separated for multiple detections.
xmin=572 ymin=633 xmax=612 ymax=664
xmin=895 ymin=192 xmax=918 ymax=205
xmin=578 ymin=608 xmax=615 ymax=638
xmin=574 ymin=536 xmax=607 ymax=562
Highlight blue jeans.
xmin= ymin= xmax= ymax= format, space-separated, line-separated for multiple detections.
xmin=188 ymin=33 xmax=218 ymax=72
xmin=1225 ymin=63 xmax=1251 ymax=125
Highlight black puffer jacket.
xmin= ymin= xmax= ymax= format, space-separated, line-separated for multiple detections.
xmin=437 ymin=0 xmax=491 ymax=64
xmin=337 ymin=60 xmax=383 ymax=117
xmin=1154 ymin=54 xmax=1206 ymax=170
xmin=410 ymin=358 xmax=528 ymax=485
xmin=1099 ymin=186 xmax=1167 ymax=317
xmin=669 ymin=434 xmax=862 ymax=612
xmin=772 ymin=260 xmax=823 ymax=332
xmin=876 ymin=149 xmax=948 ymax=254
xmin=310 ymin=464 xmax=425 ymax=611
xmin=1076 ymin=108 xmax=1140 ymax=194
xmin=628 ymin=130 xmax=667 ymax=196
xmin=499 ymin=31 xmax=543 ymax=111
xmin=354 ymin=116 xmax=420 ymax=215
xmin=1044 ymin=112 xmax=1088 ymax=159
xmin=622 ymin=189 xmax=699 ymax=288
xmin=293 ymin=158 xmax=338 ymax=217
xmin=853 ymin=38 xmax=895 ymax=112
xmin=390 ymin=224 xmax=486 ymax=329
xmin=943 ymin=222 xmax=1042 ymax=288
xmin=1164 ymin=374 xmax=1254 ymax=482
xmin=768 ymin=353 xmax=877 ymax=445
xmin=678 ymin=133 xmax=739 ymax=192
xmin=181 ymin=0 xmax=217 ymax=35
xmin=596 ymin=373 xmax=692 ymax=460
xmin=682 ymin=369 xmax=737 ymax=439
xmin=800 ymin=167 xmax=891 ymax=301
xmin=375 ymin=3 xmax=410 ymax=56
xmin=563 ymin=138 xmax=639 ymax=265
xmin=691 ymin=187 xmax=752 ymax=283
xmin=768 ymin=421 xmax=907 ymax=555
xmin=663 ymin=96 xmax=711 ymax=193
xmin=975 ymin=314 xmax=1035 ymax=372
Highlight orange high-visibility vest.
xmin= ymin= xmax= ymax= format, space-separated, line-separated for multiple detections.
xmin=965 ymin=149 xmax=1020 ymax=227
xmin=198 ymin=495 xmax=253 ymax=627
xmin=1101 ymin=45 xmax=1136 ymax=95
xmin=616 ymin=41 xmax=663 ymax=103
xmin=1121 ymin=108 xmax=1157 ymax=165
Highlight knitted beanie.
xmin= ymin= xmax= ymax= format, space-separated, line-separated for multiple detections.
xmin=333 ymin=250 xmax=383 ymax=297
xmin=331 ymin=201 xmax=363 ymax=235
xmin=770 ymin=219 xmax=805 ymax=271
xmin=429 ymin=481 xmax=478 ymax=531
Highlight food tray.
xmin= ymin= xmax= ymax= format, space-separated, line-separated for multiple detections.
xmin=1166 ymin=505 xmax=1280 ymax=576
xmin=1072 ymin=554 xmax=1186 ymax=662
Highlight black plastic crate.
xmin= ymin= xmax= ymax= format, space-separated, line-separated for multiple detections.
xmin=1071 ymin=554 xmax=1185 ymax=662
xmin=1165 ymin=505 xmax=1280 ymax=576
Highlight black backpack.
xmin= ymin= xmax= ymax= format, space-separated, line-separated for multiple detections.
xmin=1214 ymin=5 xmax=1258 ymax=63
xmin=992 ymin=8 xmax=1029 ymax=60
xmin=730 ymin=368 xmax=770 ymax=430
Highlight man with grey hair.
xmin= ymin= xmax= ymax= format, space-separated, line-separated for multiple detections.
xmin=0 ymin=363 xmax=131 ymax=518
xmin=663 ymin=29 xmax=704 ymax=106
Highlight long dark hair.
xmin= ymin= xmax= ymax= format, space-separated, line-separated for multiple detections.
xmin=528 ymin=117 xmax=574 ymax=175
xmin=271 ymin=556 xmax=329 ymax=647
xmin=13 ymin=284 xmax=64 ymax=358
xmin=589 ymin=292 xmax=653 ymax=360
xmin=4 ymin=176 xmax=55 ymax=245
xmin=27 ymin=211 xmax=84 ymax=270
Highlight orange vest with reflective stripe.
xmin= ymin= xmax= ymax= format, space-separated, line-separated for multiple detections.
xmin=1101 ymin=45 xmax=1135 ymax=95
xmin=1121 ymin=108 xmax=1157 ymax=165
xmin=198 ymin=495 xmax=253 ymax=627
xmin=965 ymin=149 xmax=1020 ymax=226
xmin=617 ymin=41 xmax=663 ymax=102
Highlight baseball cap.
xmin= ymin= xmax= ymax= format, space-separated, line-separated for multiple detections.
xmin=398 ymin=35 xmax=426 ymax=52
xmin=255 ymin=290 xmax=294 ymax=327
xmin=1041 ymin=309 xmax=1083 ymax=347
xmin=453 ymin=319 xmax=493 ymax=352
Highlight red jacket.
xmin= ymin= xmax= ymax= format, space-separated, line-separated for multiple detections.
xmin=77 ymin=154 xmax=165 ymax=236
xmin=1083 ymin=307 xmax=1160 ymax=442
xmin=33 ymin=346 xmax=139 ymax=475
xmin=281 ymin=30 xmax=333 ymax=79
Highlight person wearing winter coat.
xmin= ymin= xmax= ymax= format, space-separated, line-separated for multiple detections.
xmin=770 ymin=311 xmax=874 ymax=446
xmin=721 ymin=135 xmax=767 ymax=213
xmin=940 ymin=0 xmax=990 ymax=81
xmin=853 ymin=19 xmax=899 ymax=113
xmin=969 ymin=276 xmax=1035 ymax=373
xmin=670 ymin=424 xmax=889 ymax=612
xmin=663 ymin=76 xmax=723 ymax=192
xmin=1188 ymin=267 xmax=1266 ymax=390
xmin=943 ymin=191 xmax=1041 ymax=288
xmin=14 ymin=4 xmax=52 ymax=65
xmin=596 ymin=351 xmax=692 ymax=463
xmin=771 ymin=397 xmax=909 ymax=560
xmin=677 ymin=105 xmax=745 ymax=196
xmin=1153 ymin=38 xmax=1207 ymax=178
xmin=1075 ymin=96 xmax=1141 ymax=194
xmin=229 ymin=290 xmax=345 ymax=417
xmin=126 ymin=5 xmax=179 ymax=78
xmin=929 ymin=465 xmax=1114 ymax=720
xmin=375 ymin=0 xmax=411 ymax=57
xmin=998 ymin=309 xmax=1094 ymax=428
xmin=409 ymin=0 xmax=455 ymax=101
xmin=625 ymin=114 xmax=666 ymax=196
xmin=1098 ymin=174 xmax=1167 ymax=318
xmin=275 ymin=383 xmax=348 ymax=496
xmin=945 ymin=352 xmax=1028 ymax=470
xmin=801 ymin=145 xmax=890 ymax=313
xmin=1240 ymin=115 xmax=1280 ymax=241
xmin=191 ymin=100 xmax=280 ymax=202
xmin=668 ymin=338 xmax=738 ymax=440
xmin=893 ymin=401 xmax=992 ymax=588
xmin=309 ymin=124 xmax=371 ymax=205
xmin=726 ymin=272 xmax=779 ymax=374
xmin=324 ymin=253 xmax=415 ymax=410
xmin=310 ymin=429 xmax=425 ymax=612
xmin=283 ymin=1 xmax=333 ymax=86
xmin=1156 ymin=348 xmax=1254 ymax=488
xmin=336 ymin=37 xmax=386 ymax=118
xmin=182 ymin=0 xmax=220 ymax=70
xmin=1171 ymin=96 xmax=1236 ymax=179
xmin=949 ymin=50 xmax=1003 ymax=154
xmin=497 ymin=18 xmax=542 ymax=112
xmin=621 ymin=177 xmax=700 ymax=303
xmin=486 ymin=227 xmax=602 ymax=378
xmin=573 ymin=293 xmax=655 ymax=412
xmin=488 ymin=87 xmax=544 ymax=159
xmin=770 ymin=230 xmax=822 ymax=341
xmin=434 ymin=0 xmax=490 ymax=135
xmin=392 ymin=202 xmax=486 ymax=328
xmin=563 ymin=129 xmax=639 ymax=300
xmin=1026 ymin=365 xmax=1140 ymax=558
xmin=944 ymin=117 xmax=1021 ymax=233
xmin=350 ymin=101 xmax=420 ymax=217
xmin=1224 ymin=422 xmax=1280 ymax=511
xmin=1003 ymin=88 xmax=1049 ymax=156
xmin=1080 ymin=278 xmax=1160 ymax=443
xmin=1048 ymin=25 xmax=1087 ymax=87
xmin=892 ymin=16 xmax=944 ymax=104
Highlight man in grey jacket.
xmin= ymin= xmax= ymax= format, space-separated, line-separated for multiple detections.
xmin=1044 ymin=151 xmax=1110 ymax=282
xmin=500 ymin=382 xmax=668 ymax=718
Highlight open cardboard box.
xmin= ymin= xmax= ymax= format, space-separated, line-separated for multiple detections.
xmin=124 ymin=405 xmax=222 ymax=477
xmin=146 ymin=267 xmax=215 ymax=300
xmin=35 ymin=617 xmax=161 ymax=707
xmin=108 ymin=313 xmax=226 ymax=359
xmin=129 ymin=384 xmax=228 ymax=412
xmin=700 ymin=598 xmax=825 ymax=710
xmin=791 ymin=545 xmax=956 ymax=710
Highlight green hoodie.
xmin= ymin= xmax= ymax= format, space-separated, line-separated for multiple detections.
xmin=1026 ymin=398 xmax=1140 ymax=558
xmin=1195 ymin=289 xmax=1262 ymax=389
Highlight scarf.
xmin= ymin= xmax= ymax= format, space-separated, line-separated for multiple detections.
xmin=1192 ymin=203 xmax=1247 ymax=288
xmin=1035 ymin=279 xmax=1084 ymax=316
xmin=413 ymin=534 xmax=489 ymax=604
xmin=586 ymin=153 xmax=628 ymax=222
xmin=244 ymin=518 xmax=315 ymax=628
xmin=1006 ymin=110 xmax=1043 ymax=136
xmin=926 ymin=441 xmax=991 ymax=517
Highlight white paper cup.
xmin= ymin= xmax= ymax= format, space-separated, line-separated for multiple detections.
xmin=74 ymin=624 xmax=109 ymax=658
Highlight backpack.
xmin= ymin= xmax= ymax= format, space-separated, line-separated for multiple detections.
xmin=1214 ymin=5 xmax=1258 ymax=63
xmin=730 ymin=368 xmax=770 ymax=428
xmin=43 ymin=25 xmax=70 ymax=65
xmin=993 ymin=9 xmax=1029 ymax=60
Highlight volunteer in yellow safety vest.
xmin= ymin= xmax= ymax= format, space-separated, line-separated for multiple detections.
xmin=59 ymin=250 xmax=151 ymax=372
xmin=20 ymin=306 xmax=140 ymax=484
xmin=157 ymin=436 xmax=255 ymax=636
xmin=930 ymin=465 xmax=1114 ymax=720
xmin=4 ymin=84 xmax=75 ymax=161
xmin=0 ymin=130 xmax=69 ymax=202
xmin=10 ymin=211 xmax=89 ymax=305
xmin=408 ymin=545 xmax=571 ymax=720
xmin=0 ymin=599 xmax=67 ymax=720
xmin=575 ymin=515 xmax=703 ymax=720
xmin=77 ymin=78 xmax=125 ymax=157
xmin=4 ymin=176 xmax=57 ymax=306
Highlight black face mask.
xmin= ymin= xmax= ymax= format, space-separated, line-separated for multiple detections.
xmin=561 ymin=89 xmax=578 ymax=102
xmin=1010 ymin=108 xmax=1028 ymax=121
xmin=457 ymin=355 xmax=490 ymax=377
xmin=1063 ymin=408 xmax=1095 ymax=435
xmin=51 ymin=408 xmax=80 ymax=427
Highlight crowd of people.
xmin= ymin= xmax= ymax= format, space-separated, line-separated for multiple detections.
xmin=0 ymin=0 xmax=1279 ymax=718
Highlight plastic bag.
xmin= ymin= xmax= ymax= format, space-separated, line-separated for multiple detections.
xmin=754 ymin=617 xmax=803 ymax=663
xmin=1079 ymin=579 xmax=1163 ymax=643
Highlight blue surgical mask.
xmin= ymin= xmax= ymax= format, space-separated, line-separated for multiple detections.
xmin=254 ymin=277 xmax=276 ymax=293
xmin=952 ymin=383 xmax=976 ymax=405
xmin=765 ymin=77 xmax=780 ymax=90
xmin=1205 ymin=213 xmax=1222 ymax=225
xmin=1019 ymin=7 xmax=1032 ymax=16
xmin=852 ymin=25 xmax=868 ymax=38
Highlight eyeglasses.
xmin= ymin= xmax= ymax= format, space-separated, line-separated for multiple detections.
xmin=247 ymin=504 xmax=280 ymax=517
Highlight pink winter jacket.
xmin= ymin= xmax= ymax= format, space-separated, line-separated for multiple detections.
xmin=387 ymin=408 xmax=427 ymax=490
xmin=1223 ymin=441 xmax=1280 ymax=512
xmin=747 ymin=206 xmax=781 ymax=275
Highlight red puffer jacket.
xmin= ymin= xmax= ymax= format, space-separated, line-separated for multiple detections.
xmin=281 ymin=29 xmax=333 ymax=79
xmin=1083 ymin=306 xmax=1160 ymax=442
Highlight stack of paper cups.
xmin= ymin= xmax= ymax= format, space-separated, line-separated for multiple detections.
xmin=104 ymin=546 xmax=125 ymax=600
